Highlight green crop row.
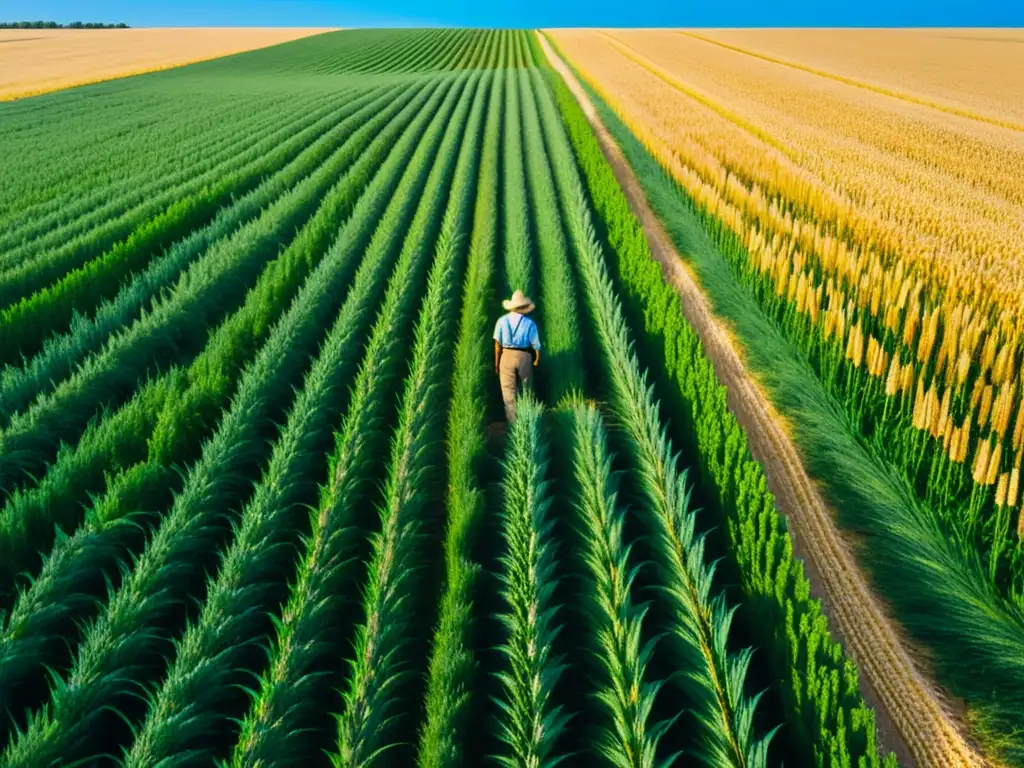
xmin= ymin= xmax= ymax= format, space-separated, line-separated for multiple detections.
xmin=0 ymin=84 xmax=402 ymax=422
xmin=332 ymin=70 xmax=487 ymax=766
xmin=493 ymin=392 xmax=570 ymax=766
xmin=1 ymin=91 xmax=303 ymax=236
xmin=502 ymin=69 xmax=535 ymax=302
xmin=568 ymin=398 xmax=674 ymax=766
xmin=122 ymin=71 xmax=486 ymax=767
xmin=0 ymin=93 xmax=300 ymax=256
xmin=0 ymin=96 xmax=349 ymax=309
xmin=229 ymin=69 xmax=488 ymax=768
xmin=553 ymin=121 xmax=774 ymax=768
xmin=0 ymin=78 xmax=440 ymax=605
xmin=0 ymin=76 xmax=437 ymax=503
xmin=0 ymin=71 xmax=473 ymax=767
xmin=0 ymin=85 xmax=391 ymax=368
xmin=416 ymin=64 xmax=504 ymax=768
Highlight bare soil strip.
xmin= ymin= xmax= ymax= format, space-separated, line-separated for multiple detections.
xmin=0 ymin=28 xmax=335 ymax=101
xmin=538 ymin=29 xmax=989 ymax=768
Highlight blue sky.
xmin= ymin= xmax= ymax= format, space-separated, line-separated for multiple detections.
xmin=6 ymin=0 xmax=1023 ymax=28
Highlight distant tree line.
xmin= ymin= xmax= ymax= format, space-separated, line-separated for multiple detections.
xmin=0 ymin=21 xmax=131 ymax=29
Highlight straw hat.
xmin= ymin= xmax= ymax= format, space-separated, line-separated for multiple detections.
xmin=502 ymin=290 xmax=535 ymax=313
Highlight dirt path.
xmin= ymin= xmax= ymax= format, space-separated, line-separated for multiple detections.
xmin=537 ymin=30 xmax=988 ymax=768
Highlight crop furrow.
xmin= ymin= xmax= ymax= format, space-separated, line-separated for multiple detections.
xmin=517 ymin=69 xmax=584 ymax=404
xmin=501 ymin=66 xmax=535 ymax=300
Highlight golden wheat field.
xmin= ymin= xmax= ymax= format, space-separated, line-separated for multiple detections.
xmin=684 ymin=28 xmax=1024 ymax=125
xmin=550 ymin=26 xmax=1024 ymax=535
xmin=0 ymin=28 xmax=334 ymax=100
xmin=548 ymin=30 xmax=1024 ymax=310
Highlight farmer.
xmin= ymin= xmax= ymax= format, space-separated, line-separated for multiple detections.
xmin=494 ymin=290 xmax=541 ymax=423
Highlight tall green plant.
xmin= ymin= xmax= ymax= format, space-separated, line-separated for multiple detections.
xmin=492 ymin=392 xmax=571 ymax=767
xmin=416 ymin=67 xmax=503 ymax=768
xmin=121 ymin=72 xmax=482 ymax=768
xmin=569 ymin=400 xmax=675 ymax=768
xmin=229 ymin=70 xmax=487 ymax=768
xmin=332 ymin=205 xmax=469 ymax=765
xmin=0 ymin=77 xmax=437 ymax=507
xmin=0 ymin=85 xmax=393 ymax=398
xmin=0 ymin=76 xmax=440 ymax=614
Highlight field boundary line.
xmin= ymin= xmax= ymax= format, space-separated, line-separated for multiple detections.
xmin=538 ymin=29 xmax=989 ymax=768
xmin=676 ymin=31 xmax=1024 ymax=134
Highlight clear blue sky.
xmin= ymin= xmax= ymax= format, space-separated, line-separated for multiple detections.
xmin=6 ymin=0 xmax=1022 ymax=28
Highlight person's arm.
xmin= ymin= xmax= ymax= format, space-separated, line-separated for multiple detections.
xmin=532 ymin=348 xmax=540 ymax=367
xmin=530 ymin=321 xmax=541 ymax=367
xmin=493 ymin=318 xmax=504 ymax=374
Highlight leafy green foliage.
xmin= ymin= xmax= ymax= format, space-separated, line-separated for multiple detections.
xmin=0 ymin=78 xmax=435 ymax=607
xmin=0 ymin=73 xmax=466 ymax=766
xmin=229 ymin=66 xmax=487 ymax=768
xmin=0 ymin=78 xmax=435 ymax=505
xmin=0 ymin=85 xmax=386 ymax=379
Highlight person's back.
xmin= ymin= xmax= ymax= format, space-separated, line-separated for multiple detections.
xmin=493 ymin=291 xmax=541 ymax=422
xmin=494 ymin=311 xmax=538 ymax=351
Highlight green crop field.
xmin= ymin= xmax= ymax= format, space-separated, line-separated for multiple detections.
xmin=0 ymin=29 xmax=899 ymax=767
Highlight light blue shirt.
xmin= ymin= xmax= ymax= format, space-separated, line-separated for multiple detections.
xmin=493 ymin=312 xmax=541 ymax=350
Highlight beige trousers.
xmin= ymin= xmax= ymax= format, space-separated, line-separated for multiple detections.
xmin=499 ymin=349 xmax=533 ymax=423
